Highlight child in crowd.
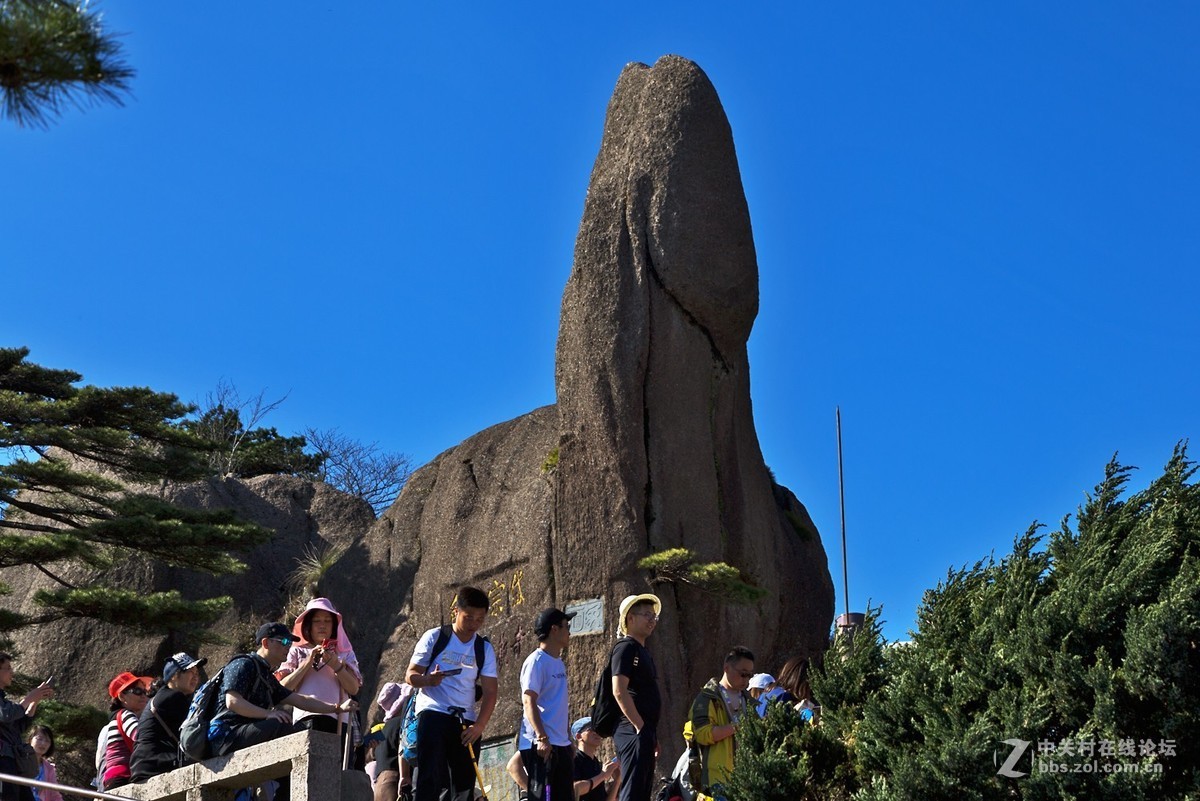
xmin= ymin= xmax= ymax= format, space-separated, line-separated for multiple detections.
xmin=28 ymin=726 xmax=62 ymax=801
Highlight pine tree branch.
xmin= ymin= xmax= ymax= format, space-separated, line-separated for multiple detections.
xmin=19 ymin=612 xmax=60 ymax=627
xmin=0 ymin=492 xmax=106 ymax=528
xmin=0 ymin=0 xmax=135 ymax=129
xmin=8 ymin=475 xmax=120 ymax=512
xmin=32 ymin=560 xmax=74 ymax=589
xmin=0 ymin=518 xmax=62 ymax=534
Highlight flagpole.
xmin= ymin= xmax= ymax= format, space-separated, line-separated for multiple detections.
xmin=836 ymin=407 xmax=850 ymax=640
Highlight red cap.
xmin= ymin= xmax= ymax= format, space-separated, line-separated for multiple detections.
xmin=107 ymin=671 xmax=151 ymax=699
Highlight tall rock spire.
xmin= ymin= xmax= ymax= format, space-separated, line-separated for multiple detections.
xmin=554 ymin=55 xmax=834 ymax=738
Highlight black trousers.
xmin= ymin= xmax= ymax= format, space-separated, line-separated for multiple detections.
xmin=0 ymin=756 xmax=33 ymax=801
xmin=213 ymin=717 xmax=296 ymax=801
xmin=413 ymin=710 xmax=478 ymax=801
xmin=614 ymin=720 xmax=657 ymax=801
xmin=520 ymin=744 xmax=574 ymax=801
xmin=295 ymin=715 xmax=338 ymax=734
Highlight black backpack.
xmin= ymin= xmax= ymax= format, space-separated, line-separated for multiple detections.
xmin=589 ymin=637 xmax=632 ymax=738
xmin=423 ymin=624 xmax=490 ymax=702
xmin=655 ymin=745 xmax=698 ymax=801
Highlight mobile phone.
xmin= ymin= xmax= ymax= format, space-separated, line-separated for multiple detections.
xmin=321 ymin=638 xmax=336 ymax=650
xmin=438 ymin=668 xmax=463 ymax=676
xmin=44 ymin=676 xmax=55 ymax=687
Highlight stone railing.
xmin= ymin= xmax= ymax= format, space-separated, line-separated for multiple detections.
xmin=108 ymin=729 xmax=370 ymax=801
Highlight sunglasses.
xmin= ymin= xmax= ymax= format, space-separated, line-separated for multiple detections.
xmin=122 ymin=686 xmax=147 ymax=697
xmin=738 ymin=671 xmax=755 ymax=679
xmin=270 ymin=637 xmax=295 ymax=647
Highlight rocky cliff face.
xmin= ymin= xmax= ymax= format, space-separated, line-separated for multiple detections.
xmin=359 ymin=406 xmax=560 ymax=718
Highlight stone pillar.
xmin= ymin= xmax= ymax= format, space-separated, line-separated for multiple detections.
xmin=289 ymin=732 xmax=342 ymax=801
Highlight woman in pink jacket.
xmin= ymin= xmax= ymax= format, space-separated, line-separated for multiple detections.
xmin=276 ymin=598 xmax=362 ymax=734
xmin=28 ymin=726 xmax=62 ymax=801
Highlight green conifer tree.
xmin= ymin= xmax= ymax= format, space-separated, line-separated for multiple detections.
xmin=726 ymin=447 xmax=1198 ymax=800
xmin=855 ymin=446 xmax=1198 ymax=800
xmin=182 ymin=403 xmax=322 ymax=479
xmin=0 ymin=347 xmax=271 ymax=644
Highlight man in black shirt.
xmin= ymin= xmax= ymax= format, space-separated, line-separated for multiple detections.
xmin=209 ymin=622 xmax=358 ymax=755
xmin=130 ymin=651 xmax=207 ymax=782
xmin=571 ymin=716 xmax=619 ymax=801
xmin=208 ymin=623 xmax=359 ymax=801
xmin=611 ymin=593 xmax=661 ymax=801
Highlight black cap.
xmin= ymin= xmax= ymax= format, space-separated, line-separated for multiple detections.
xmin=255 ymin=622 xmax=292 ymax=643
xmin=534 ymin=608 xmax=576 ymax=640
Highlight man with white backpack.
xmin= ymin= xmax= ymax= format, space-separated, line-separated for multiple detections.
xmin=405 ymin=587 xmax=499 ymax=801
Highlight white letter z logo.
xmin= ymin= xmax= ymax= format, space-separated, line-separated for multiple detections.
xmin=996 ymin=739 xmax=1031 ymax=778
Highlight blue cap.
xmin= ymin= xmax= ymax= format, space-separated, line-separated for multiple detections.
xmin=163 ymin=652 xmax=207 ymax=682
xmin=571 ymin=717 xmax=593 ymax=739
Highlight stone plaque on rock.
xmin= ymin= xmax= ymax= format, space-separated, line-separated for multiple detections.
xmin=566 ymin=598 xmax=605 ymax=635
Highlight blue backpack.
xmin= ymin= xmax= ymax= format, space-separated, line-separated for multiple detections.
xmin=178 ymin=655 xmax=262 ymax=763
xmin=400 ymin=625 xmax=490 ymax=756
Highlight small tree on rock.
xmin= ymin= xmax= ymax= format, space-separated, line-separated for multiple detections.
xmin=304 ymin=427 xmax=413 ymax=515
xmin=638 ymin=547 xmax=767 ymax=604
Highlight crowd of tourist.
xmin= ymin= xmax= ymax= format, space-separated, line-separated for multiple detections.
xmin=0 ymin=591 xmax=817 ymax=801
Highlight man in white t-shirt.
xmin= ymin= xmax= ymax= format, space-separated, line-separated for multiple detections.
xmin=405 ymin=586 xmax=499 ymax=801
xmin=517 ymin=607 xmax=576 ymax=801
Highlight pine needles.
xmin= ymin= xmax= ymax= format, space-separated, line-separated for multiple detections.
xmin=0 ymin=0 xmax=134 ymax=128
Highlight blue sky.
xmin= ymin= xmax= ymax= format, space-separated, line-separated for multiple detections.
xmin=3 ymin=3 xmax=1197 ymax=643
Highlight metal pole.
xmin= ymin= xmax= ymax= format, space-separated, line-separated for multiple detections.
xmin=0 ymin=770 xmax=134 ymax=801
xmin=836 ymin=407 xmax=851 ymax=639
